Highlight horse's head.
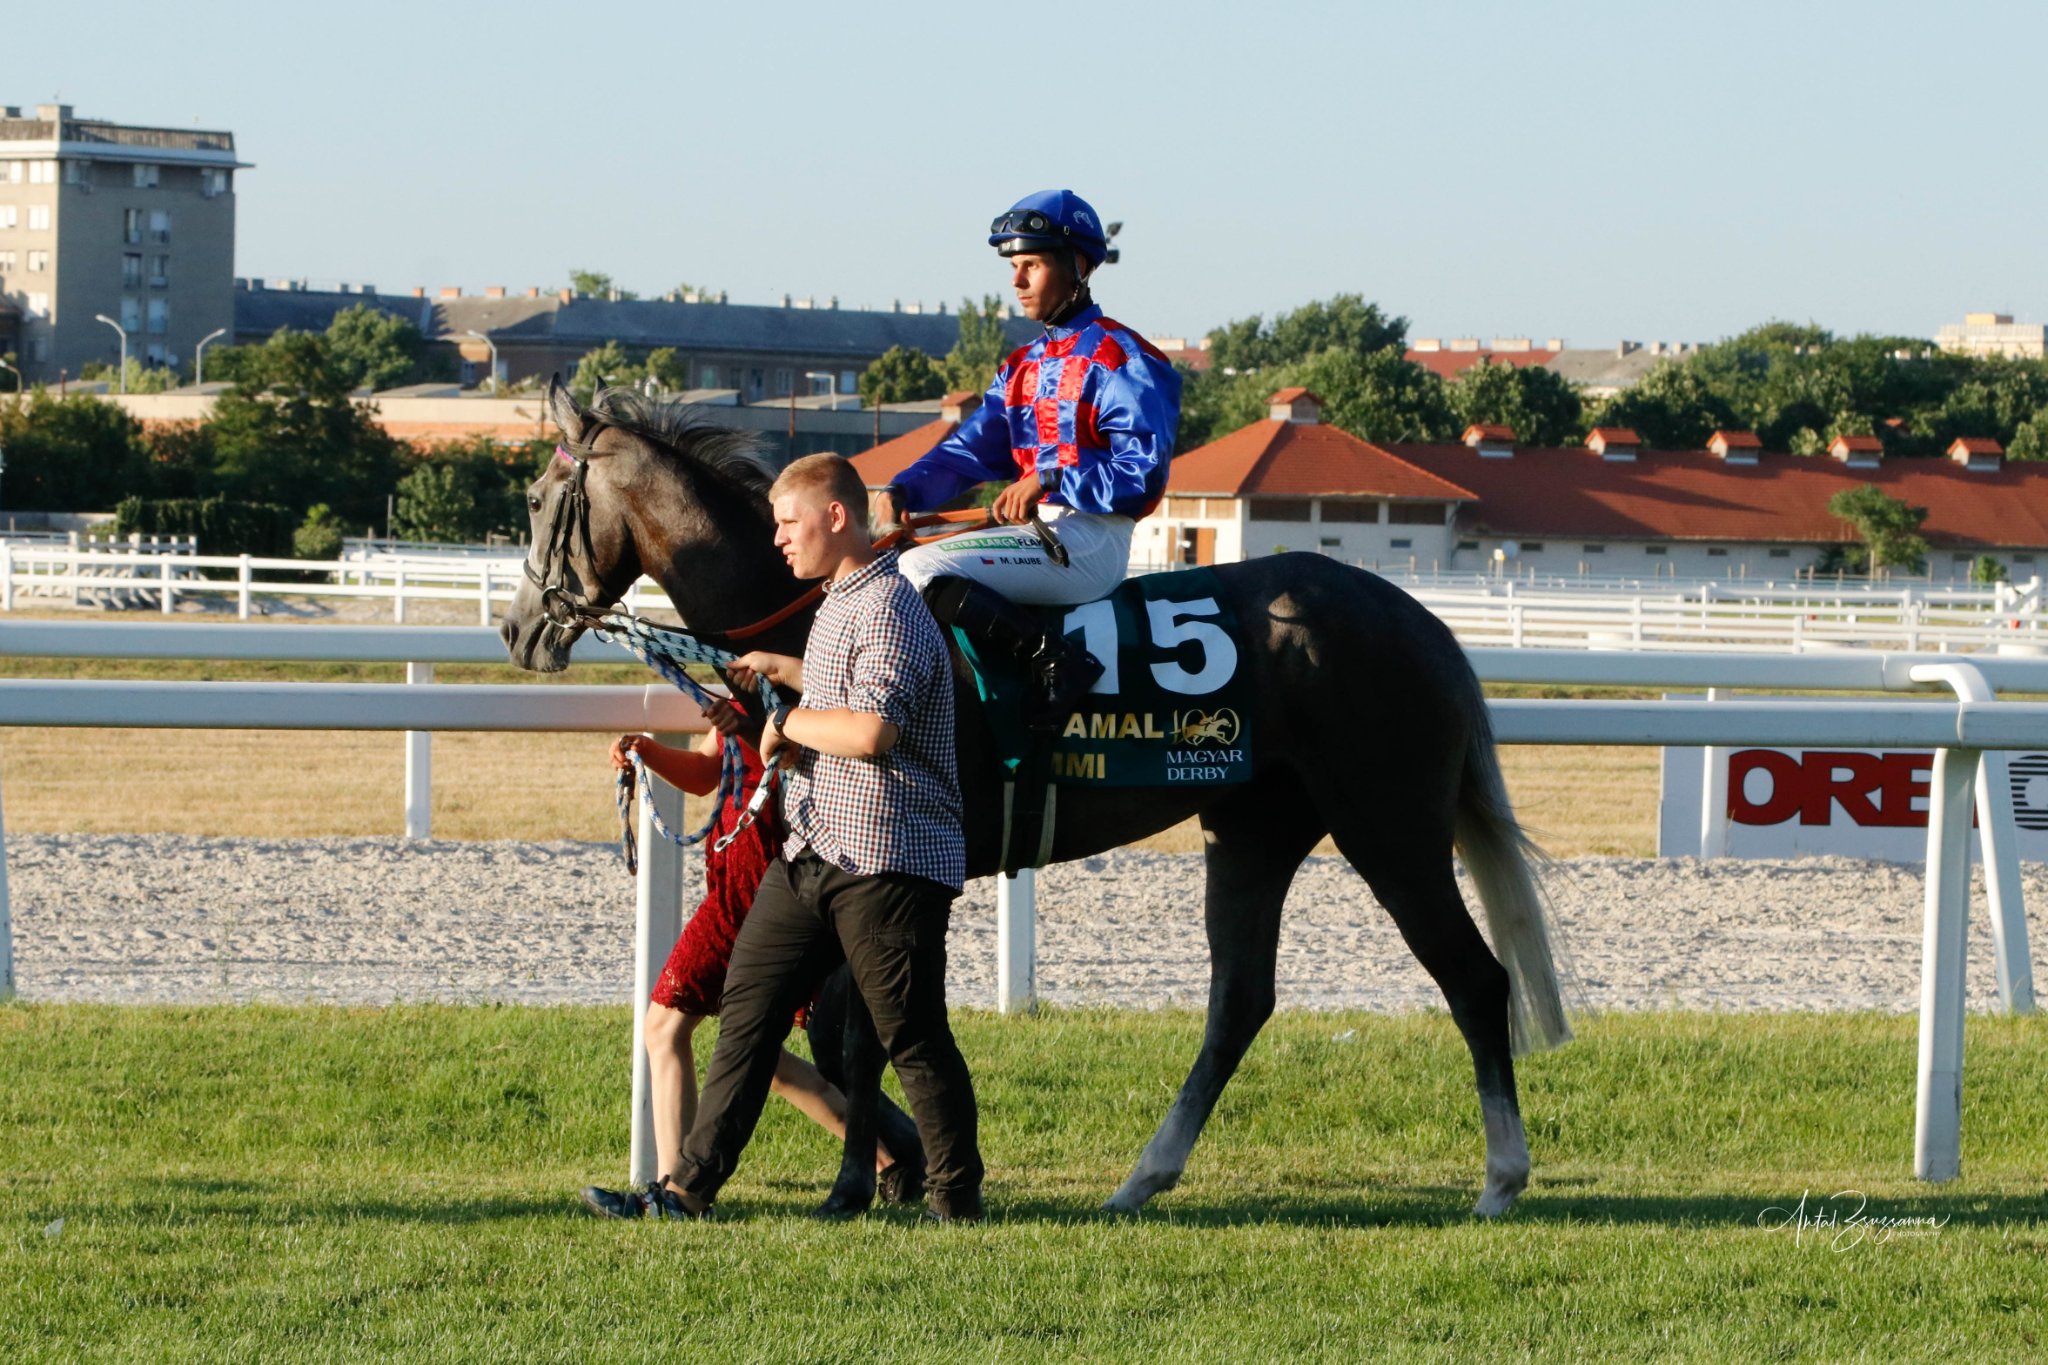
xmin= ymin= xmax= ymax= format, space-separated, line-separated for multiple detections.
xmin=500 ymin=377 xmax=655 ymax=672
xmin=501 ymin=375 xmax=787 ymax=672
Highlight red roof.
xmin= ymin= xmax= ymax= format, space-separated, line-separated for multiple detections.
xmin=850 ymin=418 xmax=955 ymax=487
xmin=1269 ymin=386 xmax=1315 ymax=404
xmin=1949 ymin=437 xmax=2003 ymax=456
xmin=1168 ymin=420 xmax=1474 ymax=501
xmin=1709 ymin=429 xmax=1763 ymax=449
xmin=1462 ymin=423 xmax=1516 ymax=444
xmin=1588 ymin=426 xmax=1642 ymax=446
xmin=1384 ymin=443 xmax=2048 ymax=549
xmin=1406 ymin=348 xmax=1557 ymax=380
xmin=1831 ymin=434 xmax=1884 ymax=453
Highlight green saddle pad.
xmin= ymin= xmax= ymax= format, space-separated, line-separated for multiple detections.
xmin=954 ymin=567 xmax=1253 ymax=789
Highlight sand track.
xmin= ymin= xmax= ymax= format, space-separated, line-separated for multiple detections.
xmin=8 ymin=835 xmax=2042 ymax=1012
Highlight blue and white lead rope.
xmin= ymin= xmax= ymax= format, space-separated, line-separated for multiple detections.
xmin=594 ymin=611 xmax=784 ymax=872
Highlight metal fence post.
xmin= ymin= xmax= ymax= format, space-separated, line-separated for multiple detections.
xmin=997 ymin=869 xmax=1037 ymax=1014
xmin=0 ymin=768 xmax=13 ymax=1001
xmin=159 ymin=557 xmax=174 ymax=616
xmin=0 ymin=540 xmax=12 ymax=613
xmin=238 ymin=555 xmax=252 ymax=620
xmin=403 ymin=663 xmax=433 ymax=839
xmin=630 ymin=743 xmax=688 ymax=1186
xmin=1697 ymin=688 xmax=1730 ymax=860
xmin=478 ymin=563 xmax=493 ymax=627
xmin=393 ymin=568 xmax=406 ymax=625
xmin=1916 ymin=744 xmax=1978 ymax=1182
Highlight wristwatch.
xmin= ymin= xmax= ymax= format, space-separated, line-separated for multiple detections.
xmin=770 ymin=703 xmax=795 ymax=738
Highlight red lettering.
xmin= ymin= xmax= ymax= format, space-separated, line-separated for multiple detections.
xmin=1803 ymin=750 xmax=1885 ymax=826
xmin=1872 ymin=753 xmax=1932 ymax=827
xmin=1729 ymin=749 xmax=1803 ymax=825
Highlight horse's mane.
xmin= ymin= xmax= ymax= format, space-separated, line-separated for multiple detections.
xmin=585 ymin=386 xmax=775 ymax=498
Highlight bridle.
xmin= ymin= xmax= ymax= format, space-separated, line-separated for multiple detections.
xmin=522 ymin=432 xmax=613 ymax=636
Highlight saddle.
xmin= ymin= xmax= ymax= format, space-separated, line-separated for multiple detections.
xmin=949 ymin=567 xmax=1254 ymax=872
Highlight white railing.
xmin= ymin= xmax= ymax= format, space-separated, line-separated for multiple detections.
xmin=0 ymin=622 xmax=2043 ymax=1185
xmin=0 ymin=543 xmax=669 ymax=623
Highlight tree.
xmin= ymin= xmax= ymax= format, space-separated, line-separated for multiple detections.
xmin=83 ymin=356 xmax=183 ymax=394
xmin=1447 ymin=359 xmax=1585 ymax=447
xmin=858 ymin=346 xmax=947 ymax=405
xmin=1589 ymin=361 xmax=1736 ymax=450
xmin=1827 ymin=484 xmax=1928 ymax=574
xmin=944 ymin=296 xmax=1013 ymax=392
xmin=567 ymin=340 xmax=637 ymax=404
xmin=390 ymin=434 xmax=545 ymax=543
xmin=1973 ymin=555 xmax=2010 ymax=585
xmin=0 ymin=390 xmax=151 ymax=510
xmin=325 ymin=304 xmax=425 ymax=392
xmin=1206 ymin=295 xmax=1407 ymax=372
xmin=2008 ymin=407 xmax=2048 ymax=461
xmin=293 ymin=503 xmax=345 ymax=560
xmin=205 ymin=329 xmax=406 ymax=524
xmin=642 ymin=347 xmax=689 ymax=393
xmin=569 ymin=269 xmax=638 ymax=301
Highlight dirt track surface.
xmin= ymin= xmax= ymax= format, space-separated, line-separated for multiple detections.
xmin=8 ymin=836 xmax=2042 ymax=1011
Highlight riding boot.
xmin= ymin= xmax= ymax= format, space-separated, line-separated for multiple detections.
xmin=922 ymin=577 xmax=1103 ymax=733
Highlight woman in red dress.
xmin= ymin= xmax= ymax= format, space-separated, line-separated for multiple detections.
xmin=581 ymin=699 xmax=921 ymax=1219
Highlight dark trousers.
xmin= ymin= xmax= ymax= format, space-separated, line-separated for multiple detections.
xmin=673 ymin=851 xmax=983 ymax=1206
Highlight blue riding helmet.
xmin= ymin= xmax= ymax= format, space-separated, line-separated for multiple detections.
xmin=988 ymin=189 xmax=1109 ymax=267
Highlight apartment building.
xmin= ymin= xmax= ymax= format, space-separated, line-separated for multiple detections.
xmin=0 ymin=103 xmax=247 ymax=384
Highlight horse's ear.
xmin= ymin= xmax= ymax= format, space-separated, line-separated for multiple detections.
xmin=545 ymin=373 xmax=583 ymax=444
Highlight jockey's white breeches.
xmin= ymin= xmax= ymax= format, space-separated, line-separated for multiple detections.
xmin=896 ymin=504 xmax=1135 ymax=606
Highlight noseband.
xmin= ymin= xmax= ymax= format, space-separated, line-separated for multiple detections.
xmin=522 ymin=437 xmax=610 ymax=633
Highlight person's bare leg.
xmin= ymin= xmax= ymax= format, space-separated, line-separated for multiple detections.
xmin=769 ymin=1049 xmax=896 ymax=1171
xmin=645 ymin=1005 xmax=701 ymax=1182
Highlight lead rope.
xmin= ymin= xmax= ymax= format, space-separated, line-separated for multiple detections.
xmin=594 ymin=611 xmax=784 ymax=872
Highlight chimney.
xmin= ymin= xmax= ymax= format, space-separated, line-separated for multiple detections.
xmin=35 ymin=104 xmax=73 ymax=121
xmin=526 ymin=287 xmax=539 ymax=298
xmin=1616 ymin=340 xmax=1639 ymax=357
xmin=1708 ymin=430 xmax=1762 ymax=465
xmin=1462 ymin=423 xmax=1516 ymax=458
xmin=939 ymin=391 xmax=980 ymax=424
xmin=485 ymin=286 xmax=506 ymax=299
xmin=1586 ymin=427 xmax=1641 ymax=461
xmin=1412 ymin=338 xmax=1442 ymax=351
xmin=440 ymin=287 xmax=461 ymax=299
xmin=1948 ymin=436 xmax=2004 ymax=471
xmin=1828 ymin=434 xmax=1883 ymax=468
xmin=558 ymin=287 xmax=574 ymax=303
xmin=1545 ymin=337 xmax=1565 ymax=351
xmin=782 ymin=293 xmax=792 ymax=308
xmin=829 ymin=296 xmax=839 ymax=310
xmin=244 ymin=277 xmax=264 ymax=292
xmin=792 ymin=295 xmax=812 ymax=310
xmin=411 ymin=286 xmax=426 ymax=298
xmin=1491 ymin=337 xmax=1532 ymax=353
xmin=1267 ymin=388 xmax=1322 ymax=424
xmin=1447 ymin=337 xmax=1481 ymax=352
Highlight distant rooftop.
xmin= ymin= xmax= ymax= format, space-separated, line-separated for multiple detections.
xmin=0 ymin=102 xmax=245 ymax=165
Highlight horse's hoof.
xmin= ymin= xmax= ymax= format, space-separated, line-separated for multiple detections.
xmin=810 ymin=1189 xmax=873 ymax=1221
xmin=1472 ymin=1174 xmax=1528 ymax=1219
xmin=878 ymin=1161 xmax=925 ymax=1206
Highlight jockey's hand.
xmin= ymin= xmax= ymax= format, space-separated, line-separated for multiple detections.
xmin=700 ymin=697 xmax=743 ymax=738
xmin=991 ymin=469 xmax=1044 ymax=525
xmin=727 ymin=651 xmax=803 ymax=695
xmin=873 ymin=487 xmax=902 ymax=531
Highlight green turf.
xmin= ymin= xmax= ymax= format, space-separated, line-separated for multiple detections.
xmin=3 ymin=1006 xmax=2044 ymax=1362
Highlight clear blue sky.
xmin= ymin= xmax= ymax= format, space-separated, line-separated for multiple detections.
xmin=12 ymin=0 xmax=2044 ymax=348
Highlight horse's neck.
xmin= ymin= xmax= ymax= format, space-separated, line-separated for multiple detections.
xmin=641 ymin=475 xmax=814 ymax=653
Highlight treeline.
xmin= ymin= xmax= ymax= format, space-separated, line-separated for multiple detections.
xmin=1 ymin=305 xmax=541 ymax=557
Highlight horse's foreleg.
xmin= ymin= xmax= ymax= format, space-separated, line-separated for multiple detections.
xmin=1105 ymin=792 xmax=1317 ymax=1214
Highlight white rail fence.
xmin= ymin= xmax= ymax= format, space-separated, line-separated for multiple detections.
xmin=9 ymin=542 xmax=2046 ymax=650
xmin=1 ymin=622 xmax=2044 ymax=1183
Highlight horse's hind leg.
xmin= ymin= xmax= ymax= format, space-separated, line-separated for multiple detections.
xmin=808 ymin=965 xmax=885 ymax=1219
xmin=1322 ymin=809 xmax=1529 ymax=1218
xmin=1104 ymin=783 xmax=1322 ymax=1214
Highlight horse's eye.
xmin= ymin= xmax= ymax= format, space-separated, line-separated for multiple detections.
xmin=528 ymin=495 xmax=542 ymax=512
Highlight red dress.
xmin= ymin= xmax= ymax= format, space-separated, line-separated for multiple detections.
xmin=649 ymin=742 xmax=785 ymax=1017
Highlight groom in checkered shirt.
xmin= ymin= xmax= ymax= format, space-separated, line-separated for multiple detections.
xmin=664 ymin=453 xmax=982 ymax=1222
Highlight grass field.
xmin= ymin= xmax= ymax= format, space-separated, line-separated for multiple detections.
xmin=3 ymin=1007 xmax=2045 ymax=1361
xmin=0 ymin=652 xmax=1664 ymax=856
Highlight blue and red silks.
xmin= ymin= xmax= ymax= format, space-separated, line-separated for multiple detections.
xmin=891 ymin=304 xmax=1182 ymax=520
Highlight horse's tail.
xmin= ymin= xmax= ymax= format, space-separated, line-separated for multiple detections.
xmin=1454 ymin=699 xmax=1574 ymax=1055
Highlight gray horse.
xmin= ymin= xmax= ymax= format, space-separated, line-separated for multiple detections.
xmin=502 ymin=379 xmax=1571 ymax=1218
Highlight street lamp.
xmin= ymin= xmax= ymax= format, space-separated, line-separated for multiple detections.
xmin=195 ymin=327 xmax=228 ymax=385
xmin=464 ymin=330 xmax=499 ymax=394
xmin=804 ymin=370 xmax=837 ymax=409
xmin=93 ymin=314 xmax=129 ymax=394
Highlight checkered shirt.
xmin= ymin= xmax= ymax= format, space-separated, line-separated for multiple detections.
xmin=781 ymin=549 xmax=964 ymax=890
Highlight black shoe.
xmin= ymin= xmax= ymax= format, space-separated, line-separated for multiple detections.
xmin=879 ymin=1160 xmax=926 ymax=1206
xmin=923 ymin=1190 xmax=985 ymax=1224
xmin=1026 ymin=640 xmax=1104 ymax=733
xmin=579 ymin=1179 xmax=707 ymax=1221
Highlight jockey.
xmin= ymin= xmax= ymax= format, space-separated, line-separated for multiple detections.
xmin=876 ymin=189 xmax=1182 ymax=732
